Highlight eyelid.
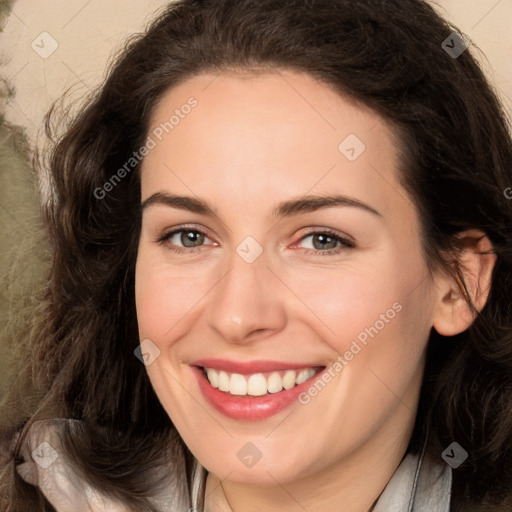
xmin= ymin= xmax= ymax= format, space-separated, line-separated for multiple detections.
xmin=156 ymin=225 xmax=356 ymax=255
xmin=292 ymin=228 xmax=356 ymax=255
xmin=155 ymin=224 xmax=216 ymax=249
xmin=294 ymin=226 xmax=356 ymax=245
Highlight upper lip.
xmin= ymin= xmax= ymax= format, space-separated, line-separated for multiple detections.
xmin=191 ymin=358 xmax=324 ymax=374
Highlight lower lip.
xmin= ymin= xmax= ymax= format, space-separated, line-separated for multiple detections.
xmin=191 ymin=366 xmax=324 ymax=421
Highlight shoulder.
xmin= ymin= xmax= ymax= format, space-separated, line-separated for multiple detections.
xmin=15 ymin=418 xmax=189 ymax=512
xmin=16 ymin=418 xmax=130 ymax=511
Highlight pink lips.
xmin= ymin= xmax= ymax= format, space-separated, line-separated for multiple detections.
xmin=190 ymin=358 xmax=325 ymax=421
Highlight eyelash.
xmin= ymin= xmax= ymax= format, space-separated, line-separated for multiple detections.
xmin=156 ymin=226 xmax=356 ymax=256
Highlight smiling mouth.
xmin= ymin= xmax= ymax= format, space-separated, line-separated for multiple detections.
xmin=191 ymin=361 xmax=329 ymax=420
xmin=199 ymin=366 xmax=324 ymax=397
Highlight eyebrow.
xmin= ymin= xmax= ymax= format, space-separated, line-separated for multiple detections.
xmin=141 ymin=192 xmax=383 ymax=219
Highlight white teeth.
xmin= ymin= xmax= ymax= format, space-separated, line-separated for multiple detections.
xmin=296 ymin=368 xmax=315 ymax=385
xmin=267 ymin=372 xmax=283 ymax=393
xmin=229 ymin=373 xmax=247 ymax=395
xmin=247 ymin=374 xmax=268 ymax=396
xmin=203 ymin=367 xmax=319 ymax=396
xmin=218 ymin=371 xmax=230 ymax=392
xmin=282 ymin=370 xmax=296 ymax=390
xmin=206 ymin=368 xmax=218 ymax=388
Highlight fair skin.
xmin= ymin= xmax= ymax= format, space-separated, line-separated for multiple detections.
xmin=135 ymin=69 xmax=496 ymax=511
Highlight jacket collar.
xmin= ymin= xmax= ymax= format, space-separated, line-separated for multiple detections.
xmin=373 ymin=450 xmax=452 ymax=511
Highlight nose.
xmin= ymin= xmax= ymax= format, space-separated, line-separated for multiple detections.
xmin=206 ymin=248 xmax=287 ymax=345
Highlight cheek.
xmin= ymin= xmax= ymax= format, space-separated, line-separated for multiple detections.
xmin=135 ymin=248 xmax=215 ymax=343
xmin=282 ymin=261 xmax=405 ymax=350
xmin=135 ymin=247 xmax=176 ymax=342
xmin=284 ymin=249 xmax=432 ymax=379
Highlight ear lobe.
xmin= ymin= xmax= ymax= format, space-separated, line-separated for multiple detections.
xmin=432 ymin=229 xmax=496 ymax=337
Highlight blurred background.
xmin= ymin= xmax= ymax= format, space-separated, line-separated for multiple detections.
xmin=1 ymin=0 xmax=512 ymax=400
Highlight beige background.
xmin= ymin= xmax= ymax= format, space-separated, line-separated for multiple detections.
xmin=0 ymin=0 xmax=512 ymax=145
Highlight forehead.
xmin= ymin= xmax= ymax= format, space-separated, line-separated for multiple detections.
xmin=141 ymin=69 xmax=408 ymax=223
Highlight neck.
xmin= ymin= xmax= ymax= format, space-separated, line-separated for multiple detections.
xmin=204 ymin=401 xmax=417 ymax=512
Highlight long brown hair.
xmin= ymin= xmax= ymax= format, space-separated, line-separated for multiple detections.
xmin=2 ymin=0 xmax=512 ymax=510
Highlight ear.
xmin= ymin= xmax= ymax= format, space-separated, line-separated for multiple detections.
xmin=432 ymin=229 xmax=497 ymax=337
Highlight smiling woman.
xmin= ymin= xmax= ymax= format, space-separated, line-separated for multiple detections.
xmin=1 ymin=0 xmax=512 ymax=511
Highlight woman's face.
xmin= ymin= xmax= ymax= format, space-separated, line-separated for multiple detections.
xmin=135 ymin=69 xmax=438 ymax=485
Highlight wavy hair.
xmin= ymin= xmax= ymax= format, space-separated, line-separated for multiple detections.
xmin=1 ymin=0 xmax=512 ymax=510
